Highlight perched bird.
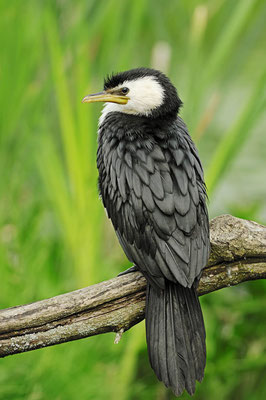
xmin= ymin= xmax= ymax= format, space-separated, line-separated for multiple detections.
xmin=82 ymin=68 xmax=210 ymax=396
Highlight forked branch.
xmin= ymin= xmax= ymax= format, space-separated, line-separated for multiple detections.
xmin=0 ymin=215 xmax=266 ymax=358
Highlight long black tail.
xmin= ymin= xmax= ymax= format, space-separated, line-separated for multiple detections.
xmin=145 ymin=281 xmax=206 ymax=397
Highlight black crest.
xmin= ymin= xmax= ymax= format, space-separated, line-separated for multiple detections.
xmin=104 ymin=67 xmax=183 ymax=118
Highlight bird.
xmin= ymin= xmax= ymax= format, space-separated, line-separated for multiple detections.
xmin=82 ymin=67 xmax=210 ymax=397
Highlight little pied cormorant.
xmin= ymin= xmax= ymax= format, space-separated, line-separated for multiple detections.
xmin=82 ymin=67 xmax=210 ymax=397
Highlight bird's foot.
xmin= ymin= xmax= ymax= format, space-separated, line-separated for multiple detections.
xmin=118 ymin=265 xmax=138 ymax=277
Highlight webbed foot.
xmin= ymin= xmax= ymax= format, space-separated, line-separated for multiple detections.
xmin=118 ymin=265 xmax=138 ymax=277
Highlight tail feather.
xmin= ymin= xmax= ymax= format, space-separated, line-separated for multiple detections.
xmin=146 ymin=281 xmax=206 ymax=397
xmin=183 ymin=286 xmax=206 ymax=381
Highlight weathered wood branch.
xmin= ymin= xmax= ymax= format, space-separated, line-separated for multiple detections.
xmin=0 ymin=215 xmax=266 ymax=358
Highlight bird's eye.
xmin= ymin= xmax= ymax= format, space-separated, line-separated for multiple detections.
xmin=121 ymin=87 xmax=129 ymax=95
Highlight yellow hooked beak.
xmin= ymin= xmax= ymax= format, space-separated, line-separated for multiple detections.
xmin=82 ymin=91 xmax=129 ymax=105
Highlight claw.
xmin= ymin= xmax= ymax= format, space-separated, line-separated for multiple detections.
xmin=118 ymin=265 xmax=138 ymax=277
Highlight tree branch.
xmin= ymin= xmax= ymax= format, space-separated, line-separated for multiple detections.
xmin=0 ymin=215 xmax=266 ymax=358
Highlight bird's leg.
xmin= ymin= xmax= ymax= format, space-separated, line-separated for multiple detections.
xmin=118 ymin=265 xmax=138 ymax=276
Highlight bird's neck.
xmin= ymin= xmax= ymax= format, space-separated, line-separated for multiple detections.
xmin=99 ymin=110 xmax=177 ymax=141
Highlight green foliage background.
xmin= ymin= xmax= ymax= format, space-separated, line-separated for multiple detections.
xmin=0 ymin=0 xmax=266 ymax=399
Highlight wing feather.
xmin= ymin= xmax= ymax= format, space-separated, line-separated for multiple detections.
xmin=100 ymin=119 xmax=209 ymax=289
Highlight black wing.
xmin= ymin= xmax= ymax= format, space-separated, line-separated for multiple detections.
xmin=99 ymin=119 xmax=210 ymax=290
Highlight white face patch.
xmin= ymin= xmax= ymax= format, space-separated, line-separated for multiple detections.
xmin=99 ymin=76 xmax=164 ymax=125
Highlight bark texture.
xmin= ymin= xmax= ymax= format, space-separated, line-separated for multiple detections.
xmin=0 ymin=215 xmax=265 ymax=358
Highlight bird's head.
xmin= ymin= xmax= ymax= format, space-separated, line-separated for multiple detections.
xmin=82 ymin=68 xmax=182 ymax=119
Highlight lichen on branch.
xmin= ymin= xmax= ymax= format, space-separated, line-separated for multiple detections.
xmin=0 ymin=215 xmax=266 ymax=358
